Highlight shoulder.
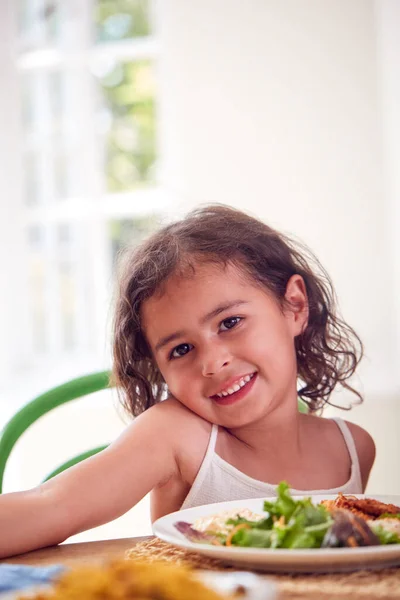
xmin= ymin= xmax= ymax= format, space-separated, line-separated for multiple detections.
xmin=132 ymin=396 xmax=202 ymax=423
xmin=344 ymin=420 xmax=376 ymax=491
xmin=113 ymin=397 xmax=203 ymax=452
xmin=148 ymin=397 xmax=210 ymax=428
xmin=139 ymin=398 xmax=212 ymax=452
xmin=302 ymin=415 xmax=375 ymax=492
xmin=146 ymin=398 xmax=213 ymax=482
xmin=105 ymin=398 xmax=211 ymax=486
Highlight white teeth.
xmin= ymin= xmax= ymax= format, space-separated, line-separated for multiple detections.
xmin=215 ymin=373 xmax=254 ymax=398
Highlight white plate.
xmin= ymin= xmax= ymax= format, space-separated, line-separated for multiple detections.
xmin=153 ymin=494 xmax=400 ymax=573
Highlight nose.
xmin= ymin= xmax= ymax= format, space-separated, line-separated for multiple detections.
xmin=201 ymin=341 xmax=231 ymax=377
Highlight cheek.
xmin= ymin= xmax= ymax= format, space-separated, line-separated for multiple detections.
xmin=249 ymin=324 xmax=296 ymax=370
xmin=161 ymin=364 xmax=194 ymax=395
xmin=243 ymin=322 xmax=285 ymax=355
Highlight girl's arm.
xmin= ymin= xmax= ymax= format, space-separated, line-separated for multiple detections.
xmin=0 ymin=402 xmax=180 ymax=558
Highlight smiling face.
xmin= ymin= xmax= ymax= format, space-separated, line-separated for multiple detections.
xmin=141 ymin=261 xmax=308 ymax=429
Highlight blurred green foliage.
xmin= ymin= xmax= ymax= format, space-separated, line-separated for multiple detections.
xmin=110 ymin=214 xmax=158 ymax=265
xmin=100 ymin=61 xmax=156 ymax=192
xmin=95 ymin=0 xmax=151 ymax=42
xmin=96 ymin=1 xmax=156 ymax=192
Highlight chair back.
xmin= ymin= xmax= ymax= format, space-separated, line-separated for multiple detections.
xmin=0 ymin=371 xmax=112 ymax=493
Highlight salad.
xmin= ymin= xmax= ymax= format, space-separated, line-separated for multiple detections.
xmin=175 ymin=482 xmax=400 ymax=550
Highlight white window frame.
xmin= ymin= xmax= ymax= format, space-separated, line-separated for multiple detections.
xmin=0 ymin=0 xmax=168 ymax=397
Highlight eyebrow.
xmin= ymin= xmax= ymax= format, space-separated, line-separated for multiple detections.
xmin=154 ymin=300 xmax=249 ymax=352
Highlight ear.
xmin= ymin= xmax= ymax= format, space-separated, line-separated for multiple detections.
xmin=284 ymin=274 xmax=309 ymax=336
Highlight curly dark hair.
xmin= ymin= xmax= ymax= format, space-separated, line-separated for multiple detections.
xmin=112 ymin=204 xmax=363 ymax=417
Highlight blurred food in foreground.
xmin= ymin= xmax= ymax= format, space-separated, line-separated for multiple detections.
xmin=18 ymin=560 xmax=240 ymax=600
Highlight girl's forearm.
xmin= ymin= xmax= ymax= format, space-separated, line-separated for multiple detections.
xmin=0 ymin=487 xmax=69 ymax=559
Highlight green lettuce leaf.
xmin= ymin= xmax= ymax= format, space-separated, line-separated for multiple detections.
xmin=371 ymin=525 xmax=400 ymax=545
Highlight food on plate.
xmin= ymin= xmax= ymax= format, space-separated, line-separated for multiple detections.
xmin=320 ymin=493 xmax=400 ymax=520
xmin=370 ymin=517 xmax=400 ymax=540
xmin=320 ymin=509 xmax=380 ymax=548
xmin=321 ymin=492 xmax=400 ymax=545
xmin=193 ymin=509 xmax=264 ymax=535
xmin=18 ymin=560 xmax=239 ymax=600
xmin=175 ymin=482 xmax=400 ymax=550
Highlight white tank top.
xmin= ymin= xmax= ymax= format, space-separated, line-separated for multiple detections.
xmin=181 ymin=418 xmax=362 ymax=509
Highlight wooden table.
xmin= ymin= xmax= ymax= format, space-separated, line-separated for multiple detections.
xmin=0 ymin=536 xmax=152 ymax=568
xmin=1 ymin=537 xmax=400 ymax=599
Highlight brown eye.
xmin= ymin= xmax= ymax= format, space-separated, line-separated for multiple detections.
xmin=170 ymin=343 xmax=193 ymax=359
xmin=220 ymin=316 xmax=241 ymax=331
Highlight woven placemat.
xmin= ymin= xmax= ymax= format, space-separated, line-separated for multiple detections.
xmin=125 ymin=538 xmax=400 ymax=599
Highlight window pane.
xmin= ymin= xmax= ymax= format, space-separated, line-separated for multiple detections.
xmin=20 ymin=71 xmax=65 ymax=137
xmin=52 ymin=150 xmax=70 ymax=199
xmin=57 ymin=224 xmax=77 ymax=350
xmin=51 ymin=146 xmax=84 ymax=200
xmin=27 ymin=224 xmax=82 ymax=354
xmin=21 ymin=73 xmax=36 ymax=131
xmin=97 ymin=61 xmax=157 ymax=192
xmin=48 ymin=71 xmax=65 ymax=136
xmin=17 ymin=0 xmax=63 ymax=51
xmin=95 ymin=0 xmax=152 ymax=43
xmin=23 ymin=151 xmax=42 ymax=206
xmin=21 ymin=70 xmax=84 ymax=202
xmin=45 ymin=1 xmax=62 ymax=43
xmin=109 ymin=215 xmax=158 ymax=267
xmin=27 ymin=225 xmax=46 ymax=352
xmin=20 ymin=72 xmax=45 ymax=134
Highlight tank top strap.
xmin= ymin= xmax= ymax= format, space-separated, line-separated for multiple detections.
xmin=180 ymin=424 xmax=218 ymax=510
xmin=207 ymin=423 xmax=219 ymax=453
xmin=331 ymin=417 xmax=363 ymax=490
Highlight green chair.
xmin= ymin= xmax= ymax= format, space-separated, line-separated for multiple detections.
xmin=298 ymin=398 xmax=309 ymax=414
xmin=0 ymin=371 xmax=112 ymax=493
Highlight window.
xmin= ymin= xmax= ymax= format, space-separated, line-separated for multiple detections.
xmin=14 ymin=0 xmax=164 ymax=363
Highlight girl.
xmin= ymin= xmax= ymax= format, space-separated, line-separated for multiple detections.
xmin=0 ymin=205 xmax=375 ymax=558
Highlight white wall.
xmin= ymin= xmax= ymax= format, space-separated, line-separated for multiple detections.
xmin=158 ymin=0 xmax=397 ymax=396
xmin=156 ymin=0 xmax=400 ymax=495
xmin=376 ymin=0 xmax=400 ymax=366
